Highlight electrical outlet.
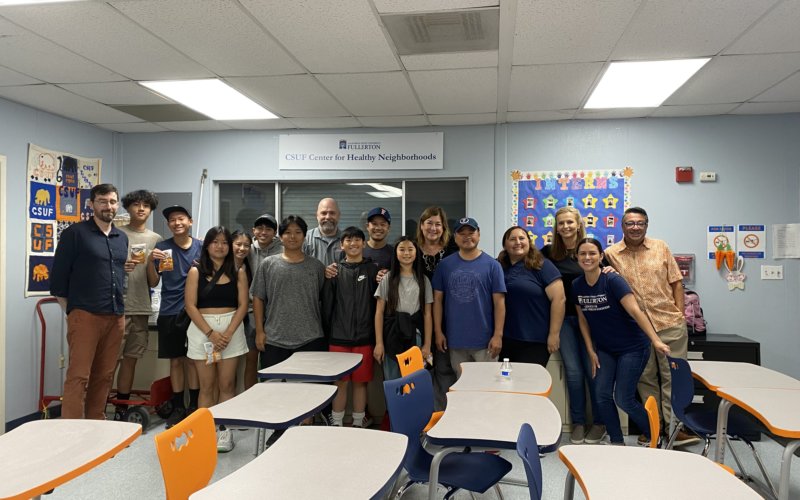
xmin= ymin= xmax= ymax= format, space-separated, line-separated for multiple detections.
xmin=699 ymin=171 xmax=717 ymax=182
xmin=761 ymin=265 xmax=783 ymax=280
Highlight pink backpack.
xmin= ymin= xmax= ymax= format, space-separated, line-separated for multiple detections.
xmin=684 ymin=290 xmax=706 ymax=335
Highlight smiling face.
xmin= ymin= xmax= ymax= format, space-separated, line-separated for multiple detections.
xmin=253 ymin=224 xmax=275 ymax=246
xmin=421 ymin=215 xmax=443 ymax=244
xmin=577 ymin=241 xmax=603 ymax=273
xmin=167 ymin=212 xmax=192 ymax=237
xmin=504 ymin=228 xmax=530 ymax=262
xmin=316 ymin=198 xmax=340 ymax=236
xmin=556 ymin=211 xmax=581 ymax=243
xmin=622 ymin=212 xmax=648 ymax=247
xmin=127 ymin=201 xmax=152 ymax=225
xmin=340 ymin=235 xmax=365 ymax=261
xmin=280 ymin=223 xmax=305 ymax=252
xmin=232 ymin=234 xmax=251 ymax=264
xmin=91 ymin=192 xmax=118 ymax=224
xmin=208 ymin=233 xmax=230 ymax=261
xmin=454 ymin=226 xmax=480 ymax=251
xmin=367 ymin=216 xmax=389 ymax=243
xmin=396 ymin=240 xmax=417 ymax=266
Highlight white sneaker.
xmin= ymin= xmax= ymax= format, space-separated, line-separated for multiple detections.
xmin=353 ymin=415 xmax=374 ymax=429
xmin=217 ymin=428 xmax=234 ymax=453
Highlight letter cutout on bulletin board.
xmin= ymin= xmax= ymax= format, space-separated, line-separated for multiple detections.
xmin=26 ymin=143 xmax=101 ymax=297
xmin=510 ymin=168 xmax=633 ymax=248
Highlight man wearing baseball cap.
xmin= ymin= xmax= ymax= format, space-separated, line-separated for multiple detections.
xmin=432 ymin=217 xmax=506 ymax=379
xmin=249 ymin=213 xmax=283 ymax=271
xmin=363 ymin=207 xmax=393 ymax=272
xmin=146 ymin=205 xmax=203 ymax=428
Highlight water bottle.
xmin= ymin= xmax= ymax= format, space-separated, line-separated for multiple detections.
xmin=500 ymin=358 xmax=512 ymax=379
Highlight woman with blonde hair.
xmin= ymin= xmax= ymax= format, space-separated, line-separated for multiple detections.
xmin=541 ymin=207 xmax=604 ymax=445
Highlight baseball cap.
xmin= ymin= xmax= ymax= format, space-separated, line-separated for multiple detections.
xmin=454 ymin=217 xmax=479 ymax=232
xmin=253 ymin=213 xmax=278 ymax=230
xmin=162 ymin=205 xmax=191 ymax=220
xmin=366 ymin=207 xmax=391 ymax=224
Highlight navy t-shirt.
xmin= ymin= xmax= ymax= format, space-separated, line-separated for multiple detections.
xmin=503 ymin=260 xmax=562 ymax=343
xmin=572 ymin=273 xmax=649 ymax=355
xmin=154 ymin=237 xmax=202 ymax=315
xmin=432 ymin=252 xmax=506 ymax=349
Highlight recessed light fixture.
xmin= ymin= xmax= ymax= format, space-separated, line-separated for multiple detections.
xmin=139 ymin=79 xmax=277 ymax=120
xmin=585 ymin=58 xmax=710 ymax=109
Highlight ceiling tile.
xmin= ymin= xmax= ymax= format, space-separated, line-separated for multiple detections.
xmin=155 ymin=121 xmax=232 ymax=131
xmin=513 ymin=0 xmax=640 ymax=65
xmin=612 ymin=0 xmax=774 ymax=60
xmin=287 ymin=117 xmax=362 ymax=129
xmin=1 ymin=3 xmax=213 ymax=80
xmin=428 ymin=113 xmax=496 ymax=125
xmin=0 ymin=66 xmax=40 ymax=86
xmin=112 ymin=0 xmax=304 ymax=77
xmin=58 ymin=82 xmax=171 ymax=105
xmin=507 ymin=110 xmax=575 ymax=122
xmin=725 ymin=1 xmax=800 ymax=54
xmin=575 ymin=108 xmax=654 ymax=120
xmin=222 ymin=119 xmax=296 ymax=130
xmin=666 ymin=53 xmax=800 ymax=105
xmin=509 ymin=63 xmax=603 ymax=111
xmin=753 ymin=71 xmax=800 ymax=102
xmin=731 ymin=102 xmax=800 ymax=115
xmin=317 ymin=72 xmax=421 ymax=116
xmin=228 ymin=75 xmax=348 ymax=117
xmin=651 ymin=103 xmax=739 ymax=118
xmin=409 ymin=68 xmax=497 ymax=114
xmin=239 ymin=0 xmax=399 ymax=73
xmin=0 ymin=85 xmax=141 ymax=123
xmin=374 ymin=0 xmax=498 ymax=14
xmin=401 ymin=51 xmax=498 ymax=70
xmin=96 ymin=122 xmax=168 ymax=133
xmin=357 ymin=115 xmax=429 ymax=127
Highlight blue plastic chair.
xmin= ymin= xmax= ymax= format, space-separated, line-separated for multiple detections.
xmin=384 ymin=369 xmax=512 ymax=499
xmin=665 ymin=356 xmax=775 ymax=495
xmin=516 ymin=423 xmax=543 ymax=500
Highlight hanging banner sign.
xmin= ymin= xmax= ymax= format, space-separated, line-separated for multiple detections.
xmin=279 ymin=132 xmax=443 ymax=170
xmin=736 ymin=224 xmax=766 ymax=258
xmin=707 ymin=225 xmax=735 ymax=259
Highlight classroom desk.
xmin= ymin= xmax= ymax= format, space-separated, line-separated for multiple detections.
xmin=257 ymin=351 xmax=362 ymax=382
xmin=450 ymin=361 xmax=552 ymax=396
xmin=0 ymin=419 xmax=141 ymax=500
xmin=425 ymin=391 xmax=562 ymax=500
xmin=558 ymin=445 xmax=762 ymax=500
xmin=209 ymin=382 xmax=337 ymax=454
xmin=190 ymin=426 xmax=408 ymax=500
xmin=689 ymin=361 xmax=800 ymax=391
xmin=714 ymin=387 xmax=800 ymax=500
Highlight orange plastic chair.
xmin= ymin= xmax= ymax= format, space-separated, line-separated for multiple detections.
xmin=154 ymin=407 xmax=217 ymax=500
xmin=396 ymin=346 xmax=443 ymax=432
xmin=644 ymin=396 xmax=660 ymax=448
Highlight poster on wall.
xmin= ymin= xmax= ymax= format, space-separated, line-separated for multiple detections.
xmin=706 ymin=225 xmax=735 ymax=260
xmin=736 ymin=224 xmax=766 ymax=259
xmin=25 ymin=143 xmax=101 ymax=297
xmin=510 ymin=168 xmax=633 ymax=248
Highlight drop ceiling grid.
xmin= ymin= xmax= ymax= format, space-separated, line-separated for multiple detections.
xmin=239 ymin=0 xmax=400 ymax=74
xmin=96 ymin=122 xmax=168 ymax=133
xmin=156 ymin=120 xmax=232 ymax=132
xmin=111 ymin=0 xmax=304 ymax=77
xmin=0 ymin=85 xmax=141 ymax=124
xmin=373 ymin=0 xmax=499 ymax=15
xmin=57 ymin=82 xmax=171 ymax=106
xmin=358 ymin=115 xmax=430 ymax=127
xmin=401 ymin=51 xmax=499 ymax=71
xmin=0 ymin=66 xmax=39 ymax=86
xmin=428 ymin=113 xmax=497 ymax=125
xmin=287 ymin=117 xmax=362 ymax=129
xmin=1 ymin=2 xmax=213 ymax=80
xmin=724 ymin=1 xmax=800 ymax=55
xmin=316 ymin=72 xmax=422 ymax=116
xmin=733 ymin=101 xmax=800 ymax=114
xmin=508 ymin=63 xmax=604 ymax=111
xmin=753 ymin=72 xmax=800 ymax=102
xmin=512 ymin=0 xmax=640 ymax=65
xmin=409 ymin=67 xmax=498 ymax=114
xmin=227 ymin=75 xmax=349 ymax=118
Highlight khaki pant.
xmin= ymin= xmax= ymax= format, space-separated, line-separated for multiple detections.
xmin=63 ymin=309 xmax=124 ymax=419
xmin=637 ymin=323 xmax=688 ymax=428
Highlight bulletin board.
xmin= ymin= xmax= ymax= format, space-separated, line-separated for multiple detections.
xmin=510 ymin=168 xmax=634 ymax=248
xmin=25 ymin=143 xmax=101 ymax=297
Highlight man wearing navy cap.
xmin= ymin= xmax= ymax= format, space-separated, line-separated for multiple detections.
xmin=363 ymin=207 xmax=393 ymax=273
xmin=432 ymin=217 xmax=506 ymax=378
xmin=249 ymin=213 xmax=283 ymax=271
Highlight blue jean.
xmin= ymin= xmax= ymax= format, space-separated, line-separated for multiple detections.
xmin=559 ymin=316 xmax=601 ymax=425
xmin=594 ymin=346 xmax=650 ymax=443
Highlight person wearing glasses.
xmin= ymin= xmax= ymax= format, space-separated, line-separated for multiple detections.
xmin=604 ymin=207 xmax=699 ymax=447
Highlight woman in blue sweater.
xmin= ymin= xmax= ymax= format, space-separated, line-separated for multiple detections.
xmin=573 ymin=238 xmax=670 ymax=445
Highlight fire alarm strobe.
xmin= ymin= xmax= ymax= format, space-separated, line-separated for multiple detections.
xmin=675 ymin=166 xmax=693 ymax=183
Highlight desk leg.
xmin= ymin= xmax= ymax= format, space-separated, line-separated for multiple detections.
xmin=563 ymin=471 xmax=575 ymax=500
xmin=778 ymin=440 xmax=800 ymax=500
xmin=714 ymin=400 xmax=732 ymax=463
xmin=428 ymin=448 xmax=459 ymax=500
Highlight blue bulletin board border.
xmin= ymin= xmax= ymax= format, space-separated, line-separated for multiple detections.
xmin=510 ymin=168 xmax=634 ymax=249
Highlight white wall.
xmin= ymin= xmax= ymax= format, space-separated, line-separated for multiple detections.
xmin=0 ymin=97 xmax=117 ymax=423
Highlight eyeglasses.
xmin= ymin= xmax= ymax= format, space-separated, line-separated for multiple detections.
xmin=623 ymin=221 xmax=648 ymax=228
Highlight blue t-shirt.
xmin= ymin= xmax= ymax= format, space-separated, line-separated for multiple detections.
xmin=432 ymin=252 xmax=506 ymax=349
xmin=154 ymin=237 xmax=202 ymax=315
xmin=503 ymin=259 xmax=562 ymax=343
xmin=572 ymin=273 xmax=649 ymax=355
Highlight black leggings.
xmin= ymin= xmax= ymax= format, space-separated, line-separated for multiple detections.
xmin=499 ymin=337 xmax=550 ymax=367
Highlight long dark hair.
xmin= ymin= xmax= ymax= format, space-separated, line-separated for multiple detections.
xmin=386 ymin=236 xmax=426 ymax=315
xmin=497 ymin=226 xmax=545 ymax=271
xmin=231 ymin=229 xmax=253 ymax=285
xmin=199 ymin=226 xmax=236 ymax=282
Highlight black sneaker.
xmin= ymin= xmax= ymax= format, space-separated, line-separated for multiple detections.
xmin=165 ymin=407 xmax=187 ymax=429
xmin=113 ymin=407 xmax=127 ymax=421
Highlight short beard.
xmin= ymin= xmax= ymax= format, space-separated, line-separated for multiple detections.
xmin=320 ymin=220 xmax=337 ymax=236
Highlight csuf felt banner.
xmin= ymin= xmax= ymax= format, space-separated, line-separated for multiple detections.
xmin=25 ymin=143 xmax=101 ymax=297
xmin=510 ymin=168 xmax=634 ymax=249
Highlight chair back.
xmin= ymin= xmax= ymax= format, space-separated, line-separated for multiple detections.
xmin=396 ymin=345 xmax=424 ymax=378
xmin=516 ymin=423 xmax=543 ymax=500
xmin=383 ymin=369 xmax=435 ymax=478
xmin=666 ymin=356 xmax=695 ymax=424
xmin=154 ymin=407 xmax=217 ymax=500
xmin=644 ymin=395 xmax=660 ymax=448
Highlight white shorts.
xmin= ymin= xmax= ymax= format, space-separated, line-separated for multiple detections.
xmin=187 ymin=311 xmax=248 ymax=361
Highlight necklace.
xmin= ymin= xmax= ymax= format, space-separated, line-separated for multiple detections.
xmin=422 ymin=249 xmax=445 ymax=273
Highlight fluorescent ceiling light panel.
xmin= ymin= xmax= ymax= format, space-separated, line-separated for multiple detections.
xmin=585 ymin=59 xmax=710 ymax=109
xmin=139 ymin=79 xmax=277 ymax=120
